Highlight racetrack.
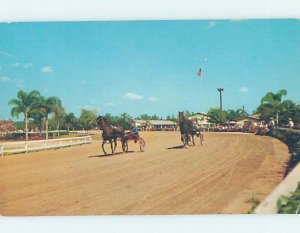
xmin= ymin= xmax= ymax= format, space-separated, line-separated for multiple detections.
xmin=0 ymin=131 xmax=290 ymax=215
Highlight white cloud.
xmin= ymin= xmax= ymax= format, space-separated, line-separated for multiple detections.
xmin=105 ymin=102 xmax=115 ymax=106
xmin=207 ymin=21 xmax=217 ymax=28
xmin=149 ymin=97 xmax=158 ymax=102
xmin=11 ymin=63 xmax=20 ymax=67
xmin=23 ymin=63 xmax=33 ymax=69
xmin=0 ymin=76 xmax=11 ymax=82
xmin=41 ymin=66 xmax=53 ymax=73
xmin=12 ymin=63 xmax=33 ymax=69
xmin=80 ymin=80 xmax=86 ymax=85
xmin=123 ymin=92 xmax=143 ymax=100
xmin=0 ymin=50 xmax=14 ymax=58
xmin=239 ymin=86 xmax=249 ymax=93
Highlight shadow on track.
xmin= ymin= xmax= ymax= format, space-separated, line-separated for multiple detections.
xmin=167 ymin=145 xmax=185 ymax=149
xmin=167 ymin=145 xmax=197 ymax=150
xmin=89 ymin=151 xmax=134 ymax=158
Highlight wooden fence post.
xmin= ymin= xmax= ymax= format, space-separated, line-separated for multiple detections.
xmin=25 ymin=142 xmax=28 ymax=153
xmin=1 ymin=145 xmax=3 ymax=156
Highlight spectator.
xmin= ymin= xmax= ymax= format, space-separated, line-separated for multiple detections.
xmin=288 ymin=118 xmax=294 ymax=129
xmin=268 ymin=117 xmax=275 ymax=130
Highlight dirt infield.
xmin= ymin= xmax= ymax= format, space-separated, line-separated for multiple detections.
xmin=0 ymin=132 xmax=290 ymax=215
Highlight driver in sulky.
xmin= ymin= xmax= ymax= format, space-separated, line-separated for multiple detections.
xmin=130 ymin=122 xmax=139 ymax=143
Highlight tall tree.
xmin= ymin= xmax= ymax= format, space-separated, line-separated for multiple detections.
xmin=166 ymin=115 xmax=177 ymax=121
xmin=279 ymin=100 xmax=297 ymax=125
xmin=29 ymin=109 xmax=45 ymax=135
xmin=52 ymin=105 xmax=66 ymax=137
xmin=207 ymin=108 xmax=227 ymax=124
xmin=104 ymin=113 xmax=133 ymax=130
xmin=78 ymin=109 xmax=97 ymax=132
xmin=38 ymin=96 xmax=62 ymax=139
xmin=225 ymin=109 xmax=237 ymax=122
xmin=150 ymin=114 xmax=160 ymax=120
xmin=259 ymin=89 xmax=287 ymax=125
xmin=65 ymin=113 xmax=77 ymax=131
xmin=140 ymin=114 xmax=151 ymax=120
xmin=225 ymin=108 xmax=248 ymax=122
xmin=9 ymin=90 xmax=41 ymax=140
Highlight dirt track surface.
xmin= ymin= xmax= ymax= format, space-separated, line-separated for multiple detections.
xmin=0 ymin=132 xmax=290 ymax=215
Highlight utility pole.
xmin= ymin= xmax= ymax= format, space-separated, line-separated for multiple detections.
xmin=217 ymin=88 xmax=224 ymax=112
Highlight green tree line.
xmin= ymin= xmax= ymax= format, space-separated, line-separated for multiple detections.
xmin=207 ymin=89 xmax=300 ymax=126
xmin=8 ymin=90 xmax=100 ymax=140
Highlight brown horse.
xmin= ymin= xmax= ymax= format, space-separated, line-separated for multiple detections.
xmin=178 ymin=112 xmax=204 ymax=147
xmin=96 ymin=115 xmax=125 ymax=155
xmin=178 ymin=112 xmax=194 ymax=147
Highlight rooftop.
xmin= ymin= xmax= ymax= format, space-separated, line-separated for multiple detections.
xmin=134 ymin=119 xmax=177 ymax=126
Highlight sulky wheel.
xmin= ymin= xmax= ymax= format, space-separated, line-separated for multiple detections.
xmin=139 ymin=138 xmax=145 ymax=152
xmin=199 ymin=134 xmax=204 ymax=146
xmin=122 ymin=141 xmax=128 ymax=152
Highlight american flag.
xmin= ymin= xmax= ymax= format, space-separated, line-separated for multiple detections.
xmin=197 ymin=68 xmax=202 ymax=77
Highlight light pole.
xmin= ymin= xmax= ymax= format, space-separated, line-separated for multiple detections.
xmin=217 ymin=88 xmax=224 ymax=112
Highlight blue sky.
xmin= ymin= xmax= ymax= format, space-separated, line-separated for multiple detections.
xmin=0 ymin=19 xmax=300 ymax=119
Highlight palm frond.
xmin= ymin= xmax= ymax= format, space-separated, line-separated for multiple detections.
xmin=10 ymin=107 xmax=21 ymax=118
xmin=8 ymin=99 xmax=22 ymax=106
xmin=261 ymin=93 xmax=275 ymax=105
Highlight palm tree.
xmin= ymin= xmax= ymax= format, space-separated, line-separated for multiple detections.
xmin=52 ymin=105 xmax=66 ymax=137
xmin=29 ymin=109 xmax=45 ymax=136
xmin=38 ymin=96 xmax=62 ymax=139
xmin=9 ymin=90 xmax=41 ymax=140
xmin=260 ymin=89 xmax=287 ymax=125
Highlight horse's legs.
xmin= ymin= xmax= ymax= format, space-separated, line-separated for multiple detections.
xmin=110 ymin=139 xmax=114 ymax=154
xmin=113 ymin=139 xmax=117 ymax=153
xmin=102 ymin=140 xmax=107 ymax=154
xmin=185 ymin=133 xmax=189 ymax=148
xmin=181 ymin=134 xmax=185 ymax=144
xmin=191 ymin=134 xmax=195 ymax=145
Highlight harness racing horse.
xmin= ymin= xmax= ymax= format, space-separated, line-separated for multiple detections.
xmin=96 ymin=115 xmax=125 ymax=155
xmin=178 ymin=112 xmax=194 ymax=147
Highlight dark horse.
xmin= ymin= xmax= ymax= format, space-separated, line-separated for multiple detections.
xmin=178 ymin=112 xmax=194 ymax=147
xmin=178 ymin=112 xmax=204 ymax=147
xmin=96 ymin=115 xmax=125 ymax=155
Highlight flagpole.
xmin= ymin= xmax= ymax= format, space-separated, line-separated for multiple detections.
xmin=200 ymin=77 xmax=203 ymax=113
xmin=197 ymin=68 xmax=203 ymax=113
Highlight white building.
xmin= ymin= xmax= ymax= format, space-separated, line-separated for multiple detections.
xmin=134 ymin=119 xmax=178 ymax=131
xmin=188 ymin=113 xmax=214 ymax=128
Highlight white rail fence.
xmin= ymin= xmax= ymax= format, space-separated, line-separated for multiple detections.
xmin=254 ymin=161 xmax=300 ymax=213
xmin=0 ymin=136 xmax=92 ymax=156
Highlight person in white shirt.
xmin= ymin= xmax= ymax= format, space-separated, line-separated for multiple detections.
xmin=288 ymin=118 xmax=294 ymax=128
xmin=268 ymin=117 xmax=275 ymax=130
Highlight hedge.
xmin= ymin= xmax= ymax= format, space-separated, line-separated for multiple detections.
xmin=277 ymin=182 xmax=300 ymax=214
xmin=269 ymin=128 xmax=300 ymax=214
xmin=270 ymin=128 xmax=300 ymax=175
